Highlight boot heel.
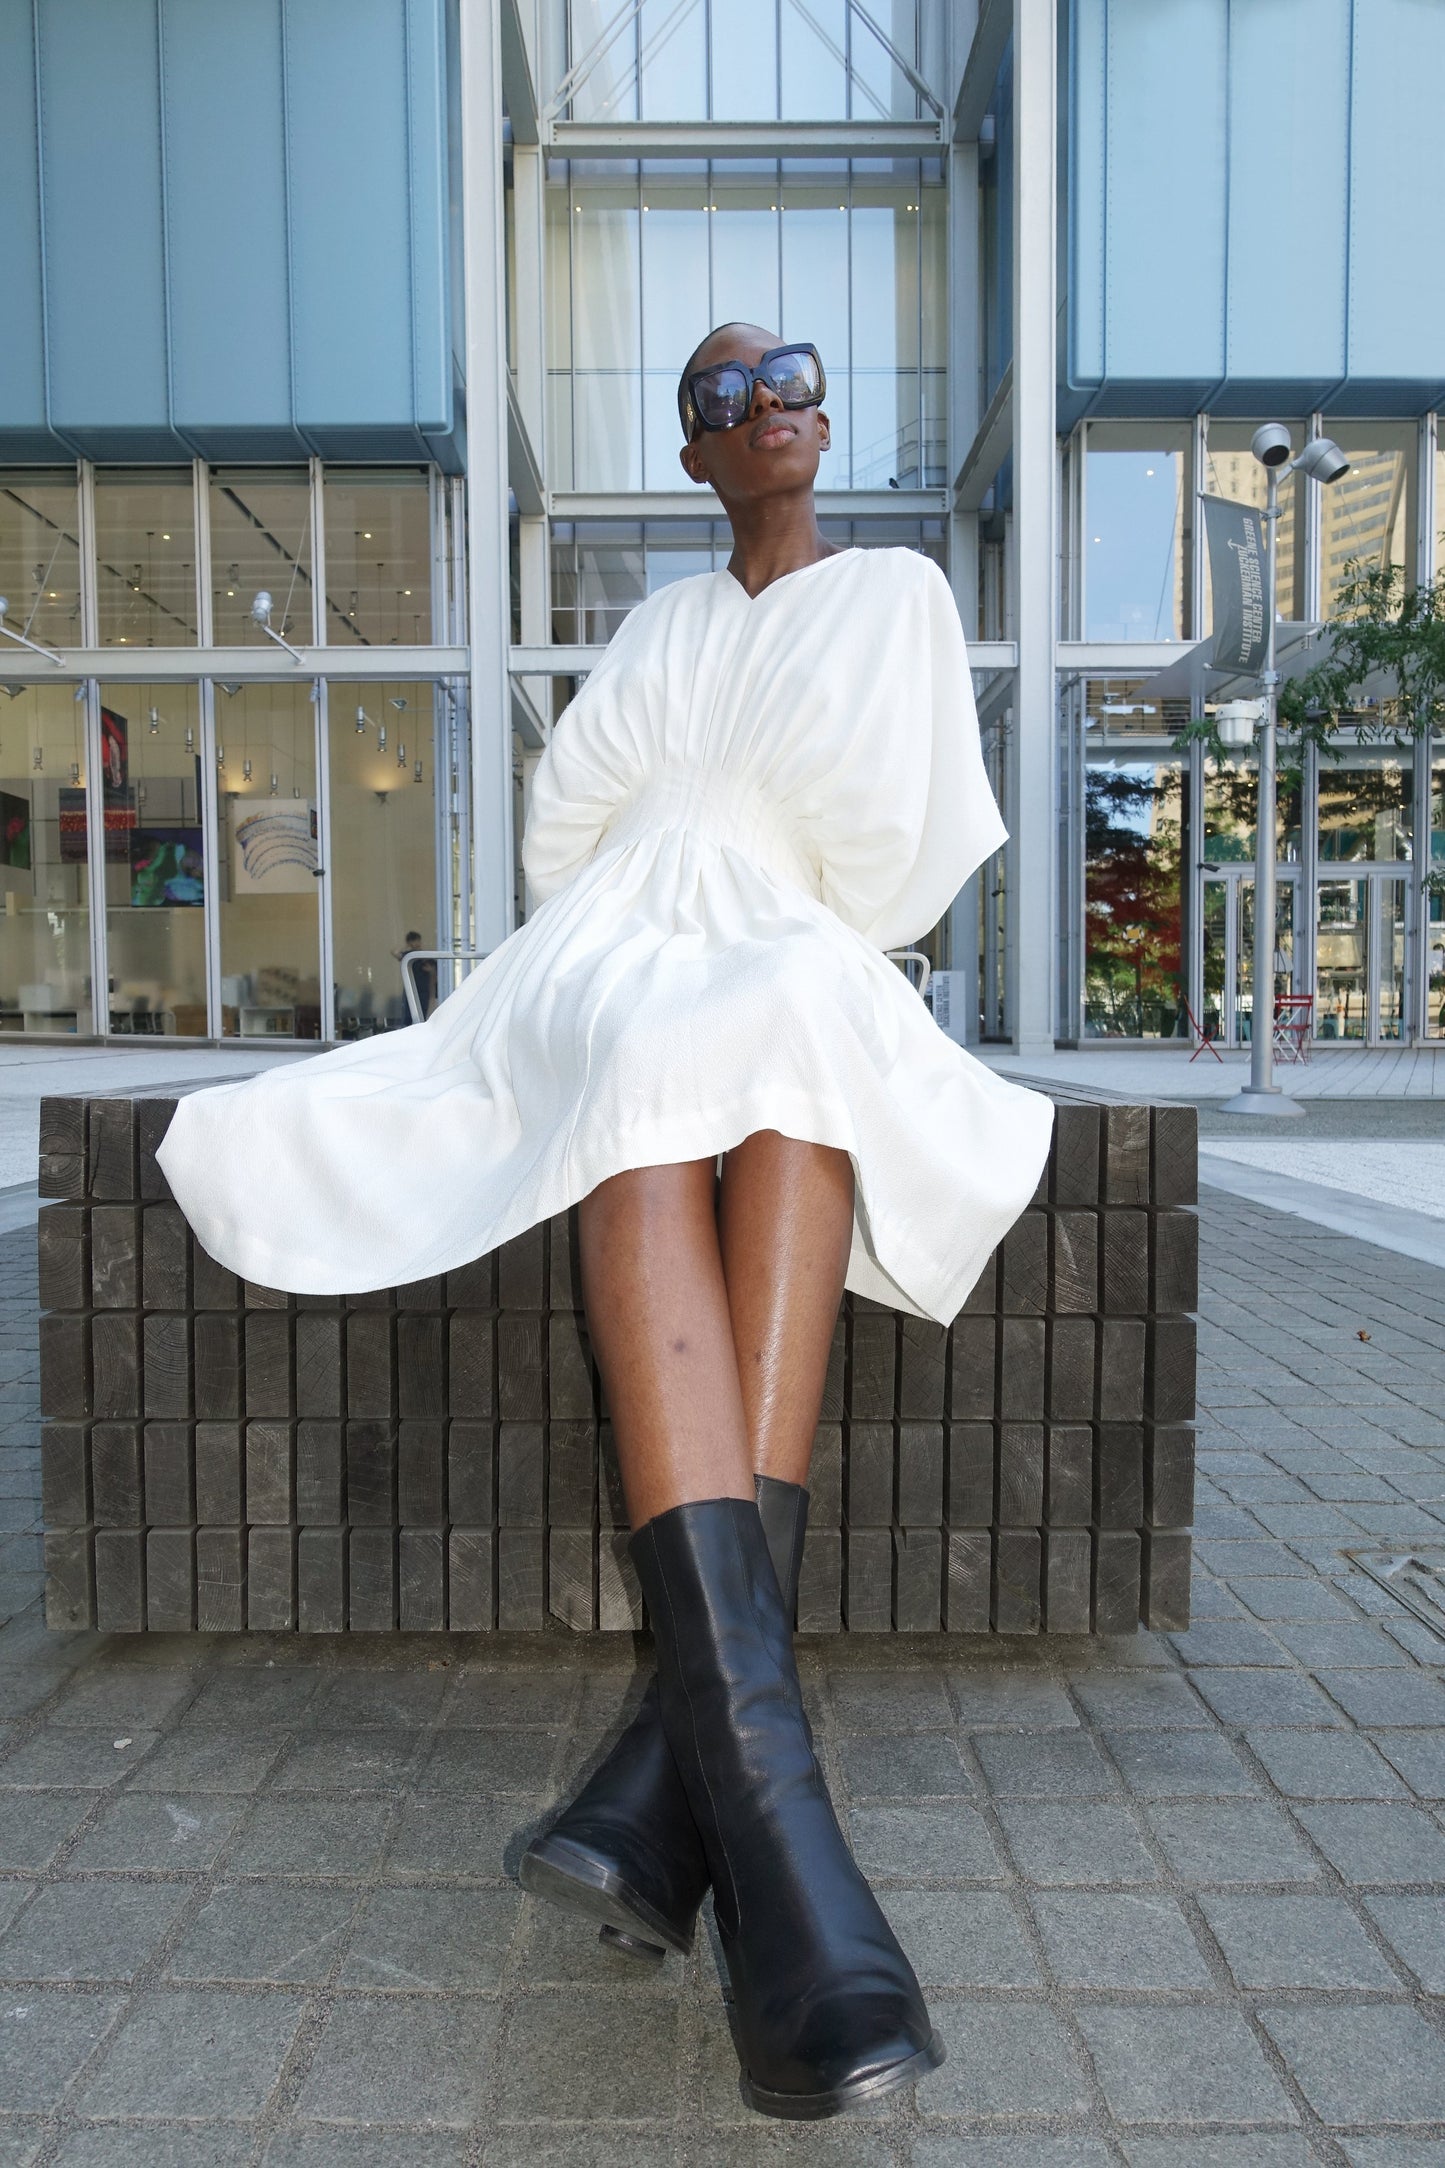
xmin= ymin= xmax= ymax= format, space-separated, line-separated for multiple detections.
xmin=599 ymin=1922 xmax=668 ymax=1966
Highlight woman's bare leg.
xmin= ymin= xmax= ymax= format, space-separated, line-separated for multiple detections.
xmin=578 ymin=1157 xmax=754 ymax=1531
xmin=717 ymin=1130 xmax=855 ymax=1487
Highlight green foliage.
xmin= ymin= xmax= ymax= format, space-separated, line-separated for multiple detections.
xmin=1277 ymin=557 xmax=1445 ymax=756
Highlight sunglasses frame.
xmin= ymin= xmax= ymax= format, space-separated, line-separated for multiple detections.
xmin=679 ymin=341 xmax=827 ymax=442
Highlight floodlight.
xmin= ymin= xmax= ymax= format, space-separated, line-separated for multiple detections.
xmin=1251 ymin=423 xmax=1293 ymax=469
xmin=251 ymin=590 xmax=274 ymax=625
xmin=1294 ymin=436 xmax=1349 ymax=485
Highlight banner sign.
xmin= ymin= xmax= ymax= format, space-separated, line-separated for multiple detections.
xmin=1203 ymin=495 xmax=1268 ymax=677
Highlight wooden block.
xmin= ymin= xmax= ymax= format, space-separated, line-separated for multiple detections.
xmin=894 ymin=1527 xmax=942 ymax=1631
xmin=89 ymin=1205 xmax=140 ymax=1310
xmin=446 ymin=1254 xmax=496 ymax=1309
xmin=398 ymin=1315 xmax=446 ymax=1419
xmin=548 ymin=1312 xmax=595 ymax=1420
xmin=146 ymin=1529 xmax=195 ymax=1631
xmin=37 ymin=1205 xmax=89 ymax=1313
xmin=808 ymin=1423 xmax=842 ymax=1527
xmin=497 ymin=1529 xmax=544 ymax=1628
xmin=1151 ymin=1104 xmax=1198 ymax=1207
xmin=1000 ymin=1213 xmax=1048 ymax=1314
xmin=548 ymin=1210 xmax=579 ymax=1310
xmin=400 ymin=1528 xmax=446 ymax=1631
xmin=194 ymin=1314 xmax=241 ymax=1421
xmin=1097 ymin=1319 xmax=1146 ymax=1421
xmin=1050 ymin=1104 xmax=1100 ymax=1207
xmin=193 ymin=1243 xmax=240 ymax=1311
xmin=1142 ymin=1530 xmax=1192 ymax=1631
xmin=397 ymin=1275 xmax=444 ymax=1310
xmin=196 ymin=1528 xmax=244 ymax=1630
xmin=195 ymin=1423 xmax=243 ymax=1526
xmin=247 ymin=1527 xmax=296 ymax=1630
xmin=1050 ymin=1211 xmax=1098 ymax=1313
xmin=899 ymin=1318 xmax=947 ymax=1419
xmin=91 ymin=1423 xmax=143 ymax=1525
xmin=845 ymin=1422 xmax=893 ymax=1527
xmin=1095 ymin=1423 xmax=1144 ymax=1529
xmin=1151 ymin=1210 xmax=1200 ymax=1316
xmin=38 ymin=1096 xmax=87 ymax=1200
xmin=498 ymin=1315 xmax=546 ymax=1421
xmin=94 ymin=1528 xmax=146 ymax=1632
xmin=957 ymin=1246 xmax=999 ymax=1316
xmin=298 ymin=1527 xmax=347 ymax=1633
xmin=944 ymin=1528 xmax=991 ymax=1631
xmin=344 ymin=1283 xmax=391 ymax=1310
xmin=448 ymin=1420 xmax=494 ymax=1526
xmin=296 ymin=1291 xmax=344 ymax=1314
xmin=448 ymin=1529 xmax=494 ymax=1630
xmin=946 ymin=1422 xmax=995 ymax=1527
xmin=498 ymin=1222 xmax=546 ymax=1309
xmin=141 ymin=1205 xmax=190 ymax=1310
xmin=40 ymin=1314 xmax=90 ymax=1420
xmin=849 ymin=1314 xmax=896 ymax=1419
xmin=597 ymin=1532 xmax=642 ymax=1632
xmin=87 ymin=1098 xmax=136 ymax=1202
xmin=845 ymin=1527 xmax=893 ymax=1632
xmin=137 ymin=1097 xmax=176 ymax=1202
xmin=1101 ymin=1209 xmax=1149 ymax=1317
xmin=498 ymin=1422 xmax=544 ymax=1527
xmin=143 ymin=1313 xmax=192 ymax=1419
xmin=1102 ymin=1105 xmax=1150 ymax=1206
xmin=1045 ymin=1425 xmax=1093 ymax=1527
xmin=796 ymin=1526 xmax=842 ymax=1634
xmin=449 ymin=1315 xmax=495 ymax=1418
xmin=143 ymin=1422 xmax=193 ymax=1527
xmin=549 ymin=1527 xmax=595 ymax=1631
xmin=245 ymin=1313 xmax=292 ymax=1420
xmin=1147 ymin=1318 xmax=1197 ymax=1424
xmin=345 ymin=1420 xmax=396 ymax=1525
xmin=548 ymin=1418 xmax=596 ymax=1528
xmin=994 ymin=1529 xmax=1042 ymax=1634
xmin=1092 ymin=1529 xmax=1141 ymax=1634
xmin=949 ymin=1317 xmax=996 ymax=1421
xmin=999 ymin=1318 xmax=1046 ymax=1419
xmin=398 ymin=1420 xmax=445 ymax=1526
xmin=1047 ymin=1317 xmax=1097 ymax=1424
xmin=1145 ymin=1425 xmax=1196 ymax=1529
xmin=1043 ymin=1529 xmax=1092 ymax=1633
xmin=598 ymin=1425 xmax=628 ymax=1530
xmin=346 ymin=1529 xmax=395 ymax=1629
xmin=44 ymin=1528 xmax=94 ymax=1631
xmin=295 ymin=1420 xmax=344 ymax=1525
xmin=246 ymin=1421 xmax=294 ymax=1525
xmin=295 ymin=1315 xmax=342 ymax=1419
xmin=91 ymin=1312 xmax=140 ymax=1421
xmin=998 ymin=1421 xmax=1045 ymax=1527
xmin=42 ymin=1422 xmax=91 ymax=1528
xmin=820 ymin=1315 xmax=846 ymax=1420
xmin=345 ymin=1313 xmax=392 ymax=1419
xmin=897 ymin=1422 xmax=943 ymax=1526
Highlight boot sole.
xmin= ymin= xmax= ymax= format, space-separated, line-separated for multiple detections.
xmin=517 ymin=1834 xmax=693 ymax=1959
xmin=740 ymin=2032 xmax=946 ymax=2121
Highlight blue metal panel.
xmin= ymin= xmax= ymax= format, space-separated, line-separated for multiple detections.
xmin=0 ymin=0 xmax=49 ymax=455
xmin=407 ymin=0 xmax=452 ymax=435
xmin=38 ymin=0 xmax=173 ymax=446
xmin=1348 ymin=0 xmax=1445 ymax=389
xmin=1068 ymin=0 xmax=1105 ymax=390
xmin=161 ymin=0 xmax=294 ymax=439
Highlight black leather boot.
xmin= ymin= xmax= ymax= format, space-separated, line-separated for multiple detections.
xmin=518 ymin=1475 xmax=809 ymax=1963
xmin=632 ymin=1496 xmax=942 ymax=2119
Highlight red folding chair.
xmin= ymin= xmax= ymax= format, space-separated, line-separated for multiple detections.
xmin=1273 ymin=992 xmax=1313 ymax=1065
xmin=1182 ymin=997 xmax=1224 ymax=1063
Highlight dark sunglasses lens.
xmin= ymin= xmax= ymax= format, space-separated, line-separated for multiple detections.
xmin=767 ymin=348 xmax=823 ymax=403
xmin=692 ymin=363 xmax=751 ymax=428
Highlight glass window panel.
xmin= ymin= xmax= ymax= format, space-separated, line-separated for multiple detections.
xmin=1321 ymin=426 xmax=1414 ymax=622
xmin=98 ymin=683 xmax=206 ymax=1035
xmin=1428 ymin=757 xmax=1444 ymax=1037
xmin=546 ymin=177 xmax=573 ymax=371
xmin=331 ymin=684 xmax=437 ymax=1039
xmin=0 ymin=683 xmax=94 ymax=1033
xmin=572 ymin=190 xmax=641 ymax=373
xmin=781 ymin=189 xmax=851 ymax=487
xmin=93 ymin=472 xmax=198 ymax=648
xmin=848 ymin=0 xmax=918 ymax=120
xmin=216 ymin=683 xmax=322 ymax=1040
xmin=851 ymin=199 xmax=918 ymax=373
xmin=548 ymin=370 xmax=575 ymax=492
xmin=709 ymin=193 xmax=783 ymax=343
xmin=1437 ymin=439 xmax=1444 ymax=580
xmin=1202 ymin=761 xmax=1303 ymax=863
xmin=711 ymin=0 xmax=777 ymax=121
xmin=209 ymin=471 xmax=314 ymax=649
xmin=1085 ymin=425 xmax=1189 ymax=643
xmin=1317 ymin=754 xmax=1413 ymax=863
xmin=641 ymin=182 xmax=710 ymax=487
xmin=781 ymin=0 xmax=846 ymax=119
xmin=321 ymin=469 xmax=433 ymax=648
xmin=1084 ymin=758 xmax=1189 ymax=1039
xmin=0 ymin=473 xmax=82 ymax=651
xmin=639 ymin=0 xmax=706 ymax=120
xmin=852 ymin=370 xmax=918 ymax=489
xmin=574 ymin=373 xmax=643 ymax=491
xmin=1202 ymin=420 xmax=1305 ymax=629
xmin=569 ymin=0 xmax=638 ymax=120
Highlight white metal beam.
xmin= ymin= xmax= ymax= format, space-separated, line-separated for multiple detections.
xmin=0 ymin=647 xmax=471 ymax=687
xmin=508 ymin=641 xmax=1019 ymax=676
xmin=954 ymin=0 xmax=1011 ymax=141
xmin=548 ymin=489 xmax=949 ymax=521
xmin=954 ymin=363 xmax=1013 ymax=512
xmin=546 ymin=120 xmax=944 ymax=156
xmin=499 ymin=0 xmax=539 ymax=144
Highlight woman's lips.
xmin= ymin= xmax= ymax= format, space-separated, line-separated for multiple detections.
xmin=751 ymin=422 xmax=796 ymax=448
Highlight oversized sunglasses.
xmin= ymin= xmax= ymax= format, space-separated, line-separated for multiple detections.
xmin=679 ymin=342 xmax=826 ymax=441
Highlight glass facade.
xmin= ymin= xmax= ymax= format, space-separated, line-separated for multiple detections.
xmin=0 ymin=474 xmax=82 ymax=650
xmin=1083 ymin=757 xmax=1188 ymax=1038
xmin=217 ymin=684 xmax=322 ymax=1040
xmin=322 ymin=471 xmax=434 ymax=648
xmin=1320 ymin=425 xmax=1414 ymax=620
xmin=0 ymin=683 xmax=94 ymax=1033
xmin=94 ymin=472 xmax=198 ymax=648
xmin=209 ymin=470 xmax=314 ymax=648
xmin=1083 ymin=424 xmax=1189 ymax=643
xmin=331 ymin=684 xmax=437 ymax=1038
xmin=1202 ymin=420 xmax=1306 ymax=627
xmin=100 ymin=682 xmax=205 ymax=1034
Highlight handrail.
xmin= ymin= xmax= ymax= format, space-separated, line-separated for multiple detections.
xmin=401 ymin=949 xmax=491 ymax=1026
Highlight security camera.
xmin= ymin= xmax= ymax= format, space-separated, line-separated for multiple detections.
xmin=251 ymin=590 xmax=274 ymax=625
xmin=1294 ymin=436 xmax=1350 ymax=486
xmin=1251 ymin=424 xmax=1294 ymax=469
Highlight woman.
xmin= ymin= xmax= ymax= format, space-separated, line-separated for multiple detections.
xmin=156 ymin=320 xmax=1054 ymax=2121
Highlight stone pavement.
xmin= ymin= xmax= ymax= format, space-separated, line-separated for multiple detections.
xmin=0 ymin=1198 xmax=1442 ymax=2163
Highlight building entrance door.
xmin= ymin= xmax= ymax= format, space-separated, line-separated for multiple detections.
xmin=1201 ymin=869 xmax=1298 ymax=1050
xmin=1315 ymin=874 xmax=1410 ymax=1044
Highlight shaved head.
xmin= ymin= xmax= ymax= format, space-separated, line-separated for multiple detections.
xmin=677 ymin=321 xmax=781 ymax=440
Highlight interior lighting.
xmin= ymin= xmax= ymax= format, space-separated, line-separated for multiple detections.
xmin=184 ymin=725 xmax=195 ymax=752
xmin=32 ymin=747 xmax=43 ymax=771
xmin=413 ymin=760 xmax=423 ymax=783
xmin=69 ymin=761 xmax=80 ymax=783
xmin=270 ymin=772 xmax=279 ymax=794
xmin=355 ymin=704 xmax=368 ymax=733
xmin=378 ymin=724 xmax=387 ymax=752
xmin=242 ymin=759 xmax=253 ymax=782
xmin=162 ymin=533 xmax=170 ymax=541
xmin=397 ymin=741 xmax=407 ymax=767
xmin=148 ymin=707 xmax=160 ymax=734
xmin=217 ymin=744 xmax=225 ymax=766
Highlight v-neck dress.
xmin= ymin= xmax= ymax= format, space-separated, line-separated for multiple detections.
xmin=157 ymin=545 xmax=1054 ymax=1323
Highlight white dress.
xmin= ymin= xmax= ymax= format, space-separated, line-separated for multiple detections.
xmin=157 ymin=546 xmax=1054 ymax=1324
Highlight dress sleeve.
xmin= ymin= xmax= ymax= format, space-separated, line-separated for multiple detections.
xmin=520 ymin=599 xmax=657 ymax=907
xmin=814 ymin=555 xmax=1008 ymax=953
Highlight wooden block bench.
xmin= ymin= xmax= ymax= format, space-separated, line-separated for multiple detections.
xmin=37 ymin=1093 xmax=1197 ymax=1637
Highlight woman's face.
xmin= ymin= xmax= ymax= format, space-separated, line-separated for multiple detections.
xmin=677 ymin=325 xmax=830 ymax=506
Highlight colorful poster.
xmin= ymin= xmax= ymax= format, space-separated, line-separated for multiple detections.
xmin=0 ymin=792 xmax=30 ymax=872
xmin=130 ymin=828 xmax=204 ymax=907
xmin=232 ymin=798 xmax=319 ymax=894
xmin=58 ymin=789 xmax=134 ymax=863
xmin=100 ymin=707 xmax=129 ymax=803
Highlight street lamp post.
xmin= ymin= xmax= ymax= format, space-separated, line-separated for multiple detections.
xmin=1220 ymin=426 xmax=1348 ymax=1119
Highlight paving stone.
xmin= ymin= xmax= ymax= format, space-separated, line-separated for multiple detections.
xmin=1338 ymin=2140 xmax=1445 ymax=2168
xmin=848 ymin=1803 xmax=1004 ymax=1881
xmin=0 ymin=2128 xmax=41 ymax=2168
xmin=1295 ymin=1803 xmax=1445 ymax=1884
xmin=1363 ymin=1894 xmax=1445 ymax=1991
xmin=311 ymin=1670 xmax=450 ymax=1729
xmin=1200 ymin=1890 xmax=1399 ymax=1988
xmin=1272 ymin=1623 xmax=1410 ymax=1667
xmin=1320 ymin=1669 xmax=1445 ymax=1728
xmin=995 ymin=1800 xmax=1157 ymax=1885
xmin=423 ymin=1730 xmax=558 ymax=1795
xmin=829 ymin=1670 xmax=955 ymax=1731
xmin=949 ymin=1672 xmax=1079 ymax=1728
xmin=54 ymin=2127 xmax=258 ymax=2168
xmin=512 ymin=1891 xmax=678 ymax=1991
xmin=1069 ymin=1671 xmax=1208 ymax=1729
xmin=1373 ymin=1731 xmax=1445 ymax=1799
xmin=297 ymin=1997 xmax=502 ymax=2125
xmin=973 ymin=1730 xmax=1117 ymax=1798
xmin=1228 ymin=1576 xmax=1357 ymax=1622
xmin=836 ymin=1732 xmax=972 ymax=1799
xmin=0 ymin=1990 xmax=124 ymax=2110
xmin=50 ymin=1670 xmax=197 ymax=1729
xmin=0 ymin=1790 xmax=90 ymax=1869
xmin=1123 ymin=2142 xmax=1318 ymax=2167
xmin=914 ymin=2145 xmax=1112 ymax=2168
xmin=1103 ymin=1727 xmax=1260 ymax=1799
xmin=126 ymin=1728 xmax=281 ymax=1793
xmin=1190 ymin=1667 xmax=1348 ymax=1728
xmin=1165 ymin=1620 xmax=1286 ymax=1666
xmin=1144 ymin=1800 xmax=1318 ymax=1884
xmin=916 ymin=1997 xmax=1088 ymax=2119
xmin=1030 ymin=1888 xmax=1209 ymax=1988
xmin=0 ymin=1881 xmax=188 ymax=1983
xmin=66 ymin=1793 xmax=245 ymax=1872
xmin=265 ymin=2135 xmax=467 ymax=2168
xmin=1246 ymin=1728 xmax=1409 ymax=1799
xmin=0 ymin=1729 xmax=158 ymax=1789
xmin=340 ymin=1885 xmax=520 ymax=1990
xmin=167 ymin=1882 xmax=356 ymax=1983
xmin=270 ymin=1729 xmax=430 ymax=1792
xmin=227 ymin=1797 xmax=394 ymax=1877
xmin=442 ymin=1666 xmax=581 ymax=1729
xmin=382 ymin=1793 xmax=519 ymax=1880
xmin=184 ymin=1668 xmax=325 ymax=1725
xmin=77 ymin=1988 xmax=305 ymax=2116
xmin=879 ymin=1888 xmax=1040 ymax=1987
xmin=1077 ymin=2003 xmax=1297 ymax=2125
xmin=478 ymin=2136 xmax=676 ymax=2168
xmin=1259 ymin=2004 xmax=1445 ymax=2126
xmin=495 ymin=1988 xmax=682 ymax=2121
